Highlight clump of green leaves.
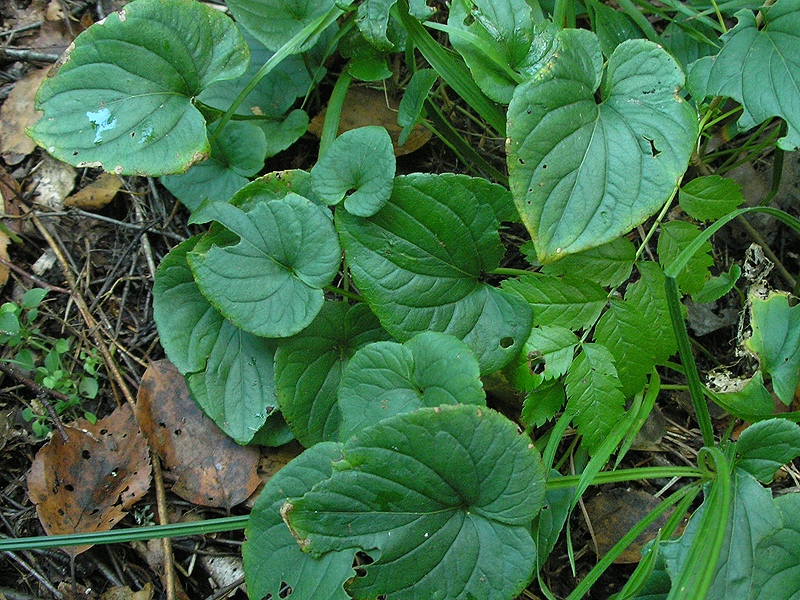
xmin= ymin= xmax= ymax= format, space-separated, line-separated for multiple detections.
xmin=1 ymin=289 xmax=100 ymax=436
xmin=20 ymin=0 xmax=800 ymax=597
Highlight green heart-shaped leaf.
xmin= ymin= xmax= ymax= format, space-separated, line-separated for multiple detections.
xmin=311 ymin=126 xmax=395 ymax=217
xmin=336 ymin=173 xmax=533 ymax=374
xmin=188 ymin=194 xmax=341 ymax=338
xmin=284 ymin=405 xmax=546 ymax=600
xmin=275 ymin=301 xmax=390 ymax=447
xmin=226 ymin=0 xmax=336 ymax=51
xmin=152 ymin=236 xmax=277 ymax=444
xmin=153 ymin=236 xmax=224 ymax=374
xmin=198 ymin=25 xmax=318 ymax=118
xmin=689 ymin=0 xmax=800 ymax=151
xmin=161 ymin=120 xmax=267 ymax=212
xmin=187 ymin=321 xmax=277 ymax=444
xmin=447 ymin=0 xmax=544 ymax=104
xmin=338 ymin=331 xmax=485 ymax=440
xmin=29 ymin=0 xmax=249 ymax=176
xmin=244 ymin=442 xmax=355 ymax=600
xmin=508 ymin=31 xmax=697 ymax=262
xmin=736 ymin=418 xmax=800 ymax=484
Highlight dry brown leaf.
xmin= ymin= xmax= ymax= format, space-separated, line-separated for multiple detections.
xmin=65 ymin=172 xmax=123 ymax=210
xmin=584 ymin=488 xmax=673 ymax=564
xmin=0 ymin=67 xmax=49 ymax=165
xmin=26 ymin=404 xmax=152 ymax=554
xmin=308 ymin=86 xmax=431 ymax=156
xmin=100 ymin=583 xmax=154 ymax=600
xmin=0 ymin=230 xmax=9 ymax=290
xmin=28 ymin=154 xmax=76 ymax=211
xmin=136 ymin=360 xmax=261 ymax=508
xmin=1 ymin=165 xmax=25 ymax=236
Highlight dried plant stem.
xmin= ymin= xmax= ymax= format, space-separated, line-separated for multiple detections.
xmin=30 ymin=214 xmax=177 ymax=600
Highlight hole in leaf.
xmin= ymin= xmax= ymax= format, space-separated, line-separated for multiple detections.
xmin=644 ymin=136 xmax=660 ymax=157
xmin=81 ymin=450 xmax=91 ymax=460
xmin=541 ymin=164 xmax=547 ymax=169
xmin=174 ymin=429 xmax=182 ymax=436
xmin=518 ymin=158 xmax=525 ymax=165
xmin=99 ymin=428 xmax=108 ymax=435
xmin=64 ymin=484 xmax=74 ymax=492
xmin=58 ymin=509 xmax=65 ymax=516
xmin=499 ymin=336 xmax=514 ymax=349
xmin=278 ymin=583 xmax=292 ymax=598
xmin=261 ymin=595 xmax=273 ymax=600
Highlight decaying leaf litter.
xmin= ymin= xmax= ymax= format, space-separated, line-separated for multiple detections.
xmin=1 ymin=0 xmax=800 ymax=599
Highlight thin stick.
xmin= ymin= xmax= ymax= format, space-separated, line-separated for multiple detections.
xmin=0 ymin=256 xmax=69 ymax=293
xmin=31 ymin=214 xmax=178 ymax=599
xmin=31 ymin=215 xmax=136 ymax=408
xmin=152 ymin=453 xmax=177 ymax=600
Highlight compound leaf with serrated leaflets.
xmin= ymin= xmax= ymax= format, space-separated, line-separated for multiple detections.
xmin=595 ymin=299 xmax=658 ymax=398
xmin=657 ymin=221 xmax=714 ymax=295
xmin=565 ymin=343 xmax=626 ymax=454
xmin=502 ymin=274 xmax=607 ymax=331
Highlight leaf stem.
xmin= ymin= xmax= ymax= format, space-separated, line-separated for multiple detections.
xmin=546 ymin=465 xmax=704 ymax=490
xmin=665 ymin=275 xmax=715 ymax=447
xmin=0 ymin=516 xmax=250 ymax=552
xmin=324 ymin=285 xmax=364 ymax=302
xmin=489 ymin=267 xmax=532 ymax=278
xmin=318 ymin=68 xmax=353 ymax=157
xmin=209 ymin=5 xmax=345 ymax=144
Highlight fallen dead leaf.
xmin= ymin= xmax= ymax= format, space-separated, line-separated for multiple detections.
xmin=1 ymin=164 xmax=26 ymax=236
xmin=0 ymin=67 xmax=49 ymax=165
xmin=28 ymin=154 xmax=76 ymax=211
xmin=26 ymin=404 xmax=152 ymax=554
xmin=245 ymin=441 xmax=303 ymax=508
xmin=100 ymin=583 xmax=154 ymax=600
xmin=201 ymin=554 xmax=245 ymax=594
xmin=584 ymin=488 xmax=674 ymax=564
xmin=136 ymin=360 xmax=261 ymax=508
xmin=308 ymin=86 xmax=431 ymax=156
xmin=64 ymin=172 xmax=123 ymax=210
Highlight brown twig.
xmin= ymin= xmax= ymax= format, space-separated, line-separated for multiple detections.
xmin=152 ymin=453 xmax=177 ymax=600
xmin=30 ymin=213 xmax=178 ymax=600
xmin=0 ymin=363 xmax=69 ymax=442
xmin=0 ymin=256 xmax=69 ymax=294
